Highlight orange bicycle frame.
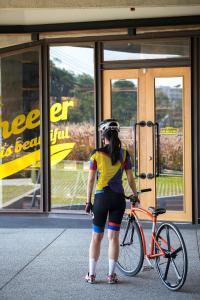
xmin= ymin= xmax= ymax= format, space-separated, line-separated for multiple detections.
xmin=130 ymin=206 xmax=167 ymax=259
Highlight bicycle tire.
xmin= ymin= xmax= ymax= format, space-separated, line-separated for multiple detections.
xmin=155 ymin=222 xmax=188 ymax=291
xmin=117 ymin=214 xmax=144 ymax=276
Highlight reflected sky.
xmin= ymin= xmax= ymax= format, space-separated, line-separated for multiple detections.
xmin=104 ymin=50 xmax=180 ymax=61
xmin=50 ymin=46 xmax=94 ymax=77
xmin=50 ymin=46 xmax=183 ymax=88
xmin=155 ymin=77 xmax=183 ymax=88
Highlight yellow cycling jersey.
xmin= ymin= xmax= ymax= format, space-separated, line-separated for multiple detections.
xmin=89 ymin=146 xmax=132 ymax=194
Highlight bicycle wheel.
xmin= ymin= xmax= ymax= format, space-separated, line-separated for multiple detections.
xmin=117 ymin=214 xmax=144 ymax=276
xmin=155 ymin=222 xmax=188 ymax=291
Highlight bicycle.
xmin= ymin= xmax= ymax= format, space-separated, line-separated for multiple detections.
xmin=117 ymin=188 xmax=188 ymax=291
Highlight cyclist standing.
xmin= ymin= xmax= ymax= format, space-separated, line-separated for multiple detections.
xmin=85 ymin=119 xmax=138 ymax=284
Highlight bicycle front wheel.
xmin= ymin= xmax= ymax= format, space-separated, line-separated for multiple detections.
xmin=155 ymin=222 xmax=188 ymax=291
xmin=117 ymin=215 xmax=144 ymax=276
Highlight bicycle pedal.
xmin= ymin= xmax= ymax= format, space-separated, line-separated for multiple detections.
xmin=142 ymin=265 xmax=154 ymax=272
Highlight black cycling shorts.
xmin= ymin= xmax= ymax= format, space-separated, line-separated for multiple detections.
xmin=92 ymin=189 xmax=126 ymax=233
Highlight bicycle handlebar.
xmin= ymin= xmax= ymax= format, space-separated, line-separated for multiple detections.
xmin=125 ymin=188 xmax=152 ymax=204
xmin=137 ymin=188 xmax=152 ymax=194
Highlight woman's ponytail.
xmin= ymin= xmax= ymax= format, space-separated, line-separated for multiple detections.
xmin=104 ymin=130 xmax=121 ymax=165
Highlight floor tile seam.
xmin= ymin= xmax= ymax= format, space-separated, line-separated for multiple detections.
xmin=0 ymin=228 xmax=67 ymax=292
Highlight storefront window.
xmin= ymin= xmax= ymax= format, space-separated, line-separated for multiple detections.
xmin=103 ymin=38 xmax=190 ymax=61
xmin=0 ymin=48 xmax=41 ymax=210
xmin=50 ymin=44 xmax=95 ymax=211
xmin=155 ymin=77 xmax=183 ymax=210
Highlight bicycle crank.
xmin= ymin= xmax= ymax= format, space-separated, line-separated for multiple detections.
xmin=142 ymin=256 xmax=154 ymax=271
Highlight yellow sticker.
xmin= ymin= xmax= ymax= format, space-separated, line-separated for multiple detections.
xmin=160 ymin=127 xmax=178 ymax=135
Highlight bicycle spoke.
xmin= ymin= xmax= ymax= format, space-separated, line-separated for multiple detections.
xmin=117 ymin=219 xmax=144 ymax=276
xmin=121 ymin=236 xmax=131 ymax=246
xmin=122 ymin=241 xmax=141 ymax=259
xmin=159 ymin=246 xmax=168 ymax=253
xmin=122 ymin=222 xmax=130 ymax=245
xmin=155 ymin=223 xmax=188 ymax=291
xmin=163 ymin=258 xmax=171 ymax=281
xmin=130 ymin=227 xmax=135 ymax=243
xmin=158 ymin=261 xmax=168 ymax=266
xmin=166 ymin=226 xmax=171 ymax=251
xmin=172 ymin=246 xmax=182 ymax=256
xmin=123 ymin=247 xmax=129 ymax=268
xmin=171 ymin=258 xmax=181 ymax=280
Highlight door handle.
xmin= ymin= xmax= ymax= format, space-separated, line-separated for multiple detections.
xmin=146 ymin=121 xmax=160 ymax=179
xmin=134 ymin=121 xmax=146 ymax=178
xmin=147 ymin=121 xmax=155 ymax=179
xmin=155 ymin=122 xmax=160 ymax=177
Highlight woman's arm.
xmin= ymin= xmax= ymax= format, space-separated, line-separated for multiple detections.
xmin=86 ymin=169 xmax=96 ymax=203
xmin=125 ymin=169 xmax=137 ymax=195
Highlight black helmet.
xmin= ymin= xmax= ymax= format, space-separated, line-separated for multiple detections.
xmin=98 ymin=119 xmax=120 ymax=136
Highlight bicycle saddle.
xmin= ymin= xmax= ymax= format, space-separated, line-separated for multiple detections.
xmin=148 ymin=207 xmax=166 ymax=216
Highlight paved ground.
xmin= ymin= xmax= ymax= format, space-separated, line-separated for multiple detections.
xmin=0 ymin=214 xmax=199 ymax=300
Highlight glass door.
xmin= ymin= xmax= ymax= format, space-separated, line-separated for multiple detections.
xmin=103 ymin=67 xmax=192 ymax=222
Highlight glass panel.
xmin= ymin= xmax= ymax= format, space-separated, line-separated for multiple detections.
xmin=50 ymin=45 xmax=95 ymax=211
xmin=155 ymin=77 xmax=183 ymax=211
xmin=0 ymin=49 xmax=41 ymax=210
xmin=104 ymin=38 xmax=189 ymax=61
xmin=111 ymin=79 xmax=138 ymax=194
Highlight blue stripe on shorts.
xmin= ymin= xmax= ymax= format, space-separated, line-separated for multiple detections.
xmin=93 ymin=224 xmax=104 ymax=233
xmin=107 ymin=225 xmax=120 ymax=231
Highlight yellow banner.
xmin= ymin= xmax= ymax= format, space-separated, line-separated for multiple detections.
xmin=0 ymin=99 xmax=77 ymax=179
xmin=0 ymin=143 xmax=75 ymax=179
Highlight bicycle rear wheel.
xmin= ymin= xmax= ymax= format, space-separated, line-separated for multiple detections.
xmin=155 ymin=222 xmax=188 ymax=291
xmin=117 ymin=214 xmax=144 ymax=276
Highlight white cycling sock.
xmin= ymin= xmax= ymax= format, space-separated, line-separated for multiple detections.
xmin=109 ymin=259 xmax=117 ymax=275
xmin=89 ymin=258 xmax=97 ymax=276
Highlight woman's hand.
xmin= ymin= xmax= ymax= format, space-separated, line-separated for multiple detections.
xmin=86 ymin=169 xmax=96 ymax=213
xmin=85 ymin=202 xmax=93 ymax=214
xmin=129 ymin=194 xmax=140 ymax=205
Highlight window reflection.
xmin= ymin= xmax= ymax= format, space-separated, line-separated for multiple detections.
xmin=155 ymin=77 xmax=183 ymax=211
xmin=0 ymin=50 xmax=41 ymax=210
xmin=104 ymin=38 xmax=190 ymax=61
xmin=50 ymin=45 xmax=95 ymax=211
xmin=111 ymin=79 xmax=138 ymax=194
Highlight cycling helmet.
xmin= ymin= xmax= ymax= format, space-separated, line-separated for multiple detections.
xmin=98 ymin=119 xmax=120 ymax=136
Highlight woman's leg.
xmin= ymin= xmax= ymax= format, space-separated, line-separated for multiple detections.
xmin=107 ymin=229 xmax=120 ymax=275
xmin=88 ymin=231 xmax=104 ymax=276
xmin=88 ymin=194 xmax=107 ymax=277
xmin=107 ymin=193 xmax=125 ymax=279
xmin=89 ymin=232 xmax=104 ymax=261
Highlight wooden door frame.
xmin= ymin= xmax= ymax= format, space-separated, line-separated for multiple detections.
xmin=147 ymin=67 xmax=192 ymax=222
xmin=103 ymin=67 xmax=192 ymax=222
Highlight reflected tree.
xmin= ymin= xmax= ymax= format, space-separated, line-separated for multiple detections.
xmin=50 ymin=61 xmax=94 ymax=123
xmin=112 ymin=80 xmax=137 ymax=126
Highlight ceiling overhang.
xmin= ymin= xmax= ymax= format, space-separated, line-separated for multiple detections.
xmin=0 ymin=5 xmax=200 ymax=27
xmin=0 ymin=15 xmax=200 ymax=34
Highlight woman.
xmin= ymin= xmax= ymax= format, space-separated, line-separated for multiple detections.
xmin=85 ymin=119 xmax=138 ymax=284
